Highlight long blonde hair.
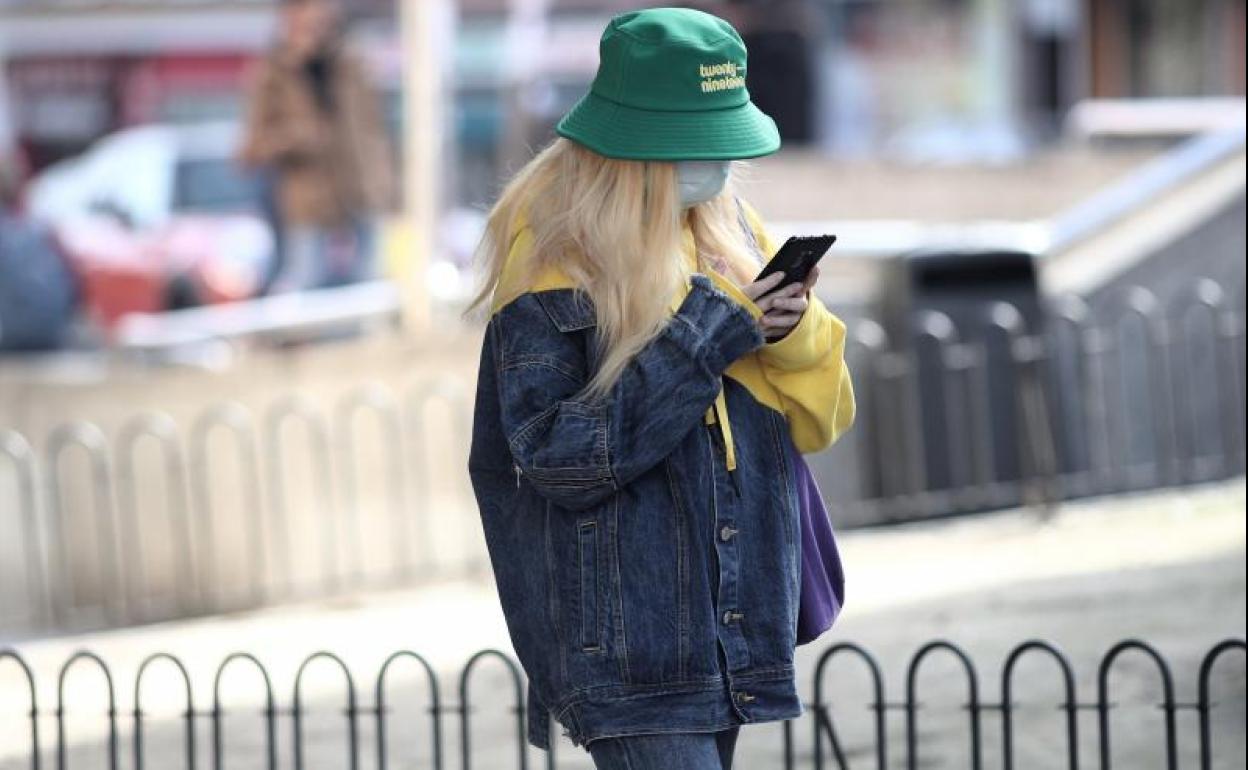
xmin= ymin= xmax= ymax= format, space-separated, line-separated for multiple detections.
xmin=462 ymin=137 xmax=763 ymax=403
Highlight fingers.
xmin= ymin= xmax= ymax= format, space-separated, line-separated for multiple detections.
xmin=743 ymin=264 xmax=822 ymax=302
xmin=753 ymin=292 xmax=779 ymax=314
xmin=751 ymin=279 xmax=805 ymax=312
xmin=759 ymin=284 xmax=808 ymax=338
xmin=764 ymin=293 xmax=808 ymax=314
xmin=742 ymin=271 xmax=786 ymax=301
xmin=760 ymin=311 xmax=803 ymax=328
xmin=757 ymin=288 xmax=806 ymax=314
xmin=801 ymin=264 xmax=820 ymax=293
xmin=744 ymin=269 xmax=819 ymax=342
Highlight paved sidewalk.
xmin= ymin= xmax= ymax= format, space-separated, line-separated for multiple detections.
xmin=2 ymin=478 xmax=1243 ymax=769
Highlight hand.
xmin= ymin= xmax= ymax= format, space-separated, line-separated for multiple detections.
xmin=742 ymin=264 xmax=820 ymax=341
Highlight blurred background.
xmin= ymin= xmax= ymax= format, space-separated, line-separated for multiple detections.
xmin=0 ymin=1 xmax=1245 ymax=769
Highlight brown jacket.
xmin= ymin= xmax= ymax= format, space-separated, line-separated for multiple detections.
xmin=238 ymin=42 xmax=395 ymax=226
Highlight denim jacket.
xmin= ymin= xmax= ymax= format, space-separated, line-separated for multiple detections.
xmin=467 ymin=199 xmax=855 ymax=750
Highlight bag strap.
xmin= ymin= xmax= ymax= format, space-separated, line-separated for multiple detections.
xmin=733 ymin=196 xmax=766 ymax=268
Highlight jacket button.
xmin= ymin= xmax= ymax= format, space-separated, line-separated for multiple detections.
xmin=735 ymin=691 xmax=756 ymax=703
xmin=719 ymin=525 xmax=737 ymax=541
xmin=722 ymin=610 xmax=744 ymax=625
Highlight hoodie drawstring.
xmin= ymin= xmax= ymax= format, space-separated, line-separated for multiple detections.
xmin=704 ymin=384 xmax=740 ymax=496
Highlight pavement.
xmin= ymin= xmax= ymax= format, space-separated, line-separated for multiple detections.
xmin=2 ymin=476 xmax=1244 ymax=769
xmin=735 ymin=144 xmax=1162 ymax=223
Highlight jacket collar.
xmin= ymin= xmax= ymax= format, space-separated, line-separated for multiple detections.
xmin=489 ymin=208 xmax=757 ymax=474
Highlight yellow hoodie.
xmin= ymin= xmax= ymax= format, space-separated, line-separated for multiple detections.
xmin=489 ymin=200 xmax=856 ymax=471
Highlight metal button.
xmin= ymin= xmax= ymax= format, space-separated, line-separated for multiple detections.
xmin=722 ymin=610 xmax=744 ymax=625
xmin=735 ymin=691 xmax=756 ymax=703
xmin=719 ymin=525 xmax=738 ymax=541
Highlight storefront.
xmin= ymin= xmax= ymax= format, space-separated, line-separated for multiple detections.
xmin=0 ymin=0 xmax=397 ymax=172
xmin=6 ymin=54 xmax=255 ymax=169
xmin=1087 ymin=0 xmax=1246 ymax=98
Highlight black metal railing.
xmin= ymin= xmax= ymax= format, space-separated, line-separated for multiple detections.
xmin=1 ymin=280 xmax=1245 ymax=635
xmin=1 ymin=637 xmax=1243 ymax=769
xmin=835 ymin=277 xmax=1246 ymax=526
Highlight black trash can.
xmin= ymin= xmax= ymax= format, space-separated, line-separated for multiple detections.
xmin=875 ymin=248 xmax=1059 ymax=513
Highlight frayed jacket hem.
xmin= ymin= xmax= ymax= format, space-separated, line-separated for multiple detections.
xmin=527 ymin=667 xmax=804 ymax=751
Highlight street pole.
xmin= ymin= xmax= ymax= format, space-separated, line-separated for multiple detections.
xmin=398 ymin=0 xmax=450 ymax=337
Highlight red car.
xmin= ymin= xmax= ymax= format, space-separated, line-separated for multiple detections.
xmin=25 ymin=121 xmax=275 ymax=336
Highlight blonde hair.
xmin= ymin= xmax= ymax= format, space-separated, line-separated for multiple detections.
xmin=462 ymin=137 xmax=764 ymax=403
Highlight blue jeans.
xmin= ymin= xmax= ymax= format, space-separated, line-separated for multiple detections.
xmin=587 ymin=726 xmax=740 ymax=769
xmin=270 ymin=216 xmax=378 ymax=294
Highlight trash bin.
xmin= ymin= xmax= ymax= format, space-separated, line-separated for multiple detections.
xmin=876 ymin=248 xmax=1057 ymax=512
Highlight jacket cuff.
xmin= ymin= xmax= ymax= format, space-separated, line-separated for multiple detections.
xmin=674 ymin=274 xmax=765 ymax=374
xmin=527 ymin=681 xmax=553 ymax=749
xmin=667 ymin=267 xmax=767 ymax=321
xmin=758 ymin=293 xmax=843 ymax=372
xmin=702 ymin=267 xmax=765 ymax=321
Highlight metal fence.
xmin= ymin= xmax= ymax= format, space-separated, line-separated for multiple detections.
xmin=1 ymin=279 xmax=1245 ymax=634
xmin=1 ymin=637 xmax=1243 ymax=770
xmin=0 ymin=374 xmax=482 ymax=635
xmin=832 ymin=277 xmax=1246 ymax=525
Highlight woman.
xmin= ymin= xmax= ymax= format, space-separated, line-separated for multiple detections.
xmin=237 ymin=0 xmax=393 ymax=294
xmin=464 ymin=8 xmax=855 ymax=769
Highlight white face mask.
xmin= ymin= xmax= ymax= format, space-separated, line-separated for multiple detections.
xmin=676 ymin=160 xmax=731 ymax=208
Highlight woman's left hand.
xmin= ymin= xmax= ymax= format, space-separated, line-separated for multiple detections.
xmin=757 ymin=264 xmax=819 ymax=341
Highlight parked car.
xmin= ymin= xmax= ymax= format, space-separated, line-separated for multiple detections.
xmin=24 ymin=121 xmax=274 ymax=334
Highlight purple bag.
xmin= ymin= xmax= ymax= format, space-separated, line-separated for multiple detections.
xmin=732 ymin=196 xmax=845 ymax=645
xmin=782 ymin=429 xmax=846 ymax=646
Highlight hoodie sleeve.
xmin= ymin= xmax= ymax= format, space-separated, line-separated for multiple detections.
xmin=740 ymin=200 xmax=857 ymax=454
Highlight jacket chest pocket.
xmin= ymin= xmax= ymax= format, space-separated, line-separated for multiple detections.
xmin=577 ymin=519 xmax=603 ymax=652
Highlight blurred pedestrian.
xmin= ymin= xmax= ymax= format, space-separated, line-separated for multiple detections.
xmin=0 ymin=150 xmax=79 ymax=351
xmin=237 ymin=0 xmax=394 ymax=294
xmin=253 ymin=166 xmax=287 ymax=296
xmin=464 ymin=8 xmax=855 ymax=769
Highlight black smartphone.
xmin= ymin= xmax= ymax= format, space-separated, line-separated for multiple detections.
xmin=753 ymin=234 xmax=837 ymax=298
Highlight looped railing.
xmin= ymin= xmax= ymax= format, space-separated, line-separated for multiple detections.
xmin=1 ymin=637 xmax=1241 ymax=769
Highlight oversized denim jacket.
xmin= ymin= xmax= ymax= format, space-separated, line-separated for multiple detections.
xmin=467 ymin=200 xmax=855 ymax=750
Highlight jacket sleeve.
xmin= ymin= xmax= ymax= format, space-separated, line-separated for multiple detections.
xmin=493 ymin=274 xmax=765 ymax=512
xmin=740 ymin=199 xmax=857 ymax=454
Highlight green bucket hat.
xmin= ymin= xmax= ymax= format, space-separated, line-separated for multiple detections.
xmin=555 ymin=7 xmax=781 ymax=161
